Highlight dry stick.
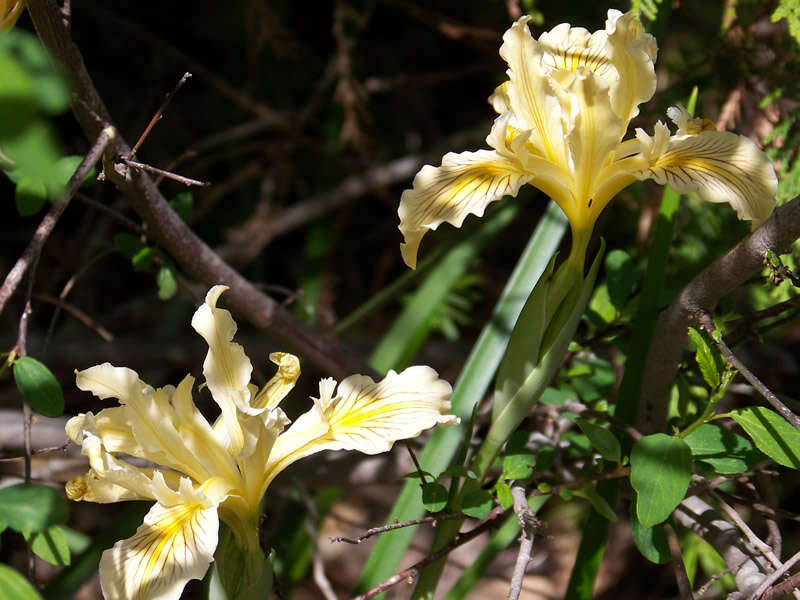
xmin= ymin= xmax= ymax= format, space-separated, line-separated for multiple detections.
xmin=27 ymin=0 xmax=371 ymax=379
xmin=762 ymin=570 xmax=800 ymax=600
xmin=330 ymin=512 xmax=462 ymax=545
xmin=354 ymin=505 xmax=507 ymax=600
xmin=640 ymin=196 xmax=800 ymax=434
xmin=507 ymin=485 xmax=538 ymax=600
xmin=697 ymin=311 xmax=800 ymax=431
xmin=708 ymin=491 xmax=800 ymax=600
xmin=752 ymin=549 xmax=800 ymax=600
xmin=0 ymin=127 xmax=116 ymax=316
xmin=34 ymin=292 xmax=114 ymax=342
xmin=121 ymin=159 xmax=209 ymax=187
xmin=125 ymin=72 xmax=191 ymax=160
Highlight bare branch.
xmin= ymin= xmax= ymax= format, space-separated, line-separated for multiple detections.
xmin=697 ymin=311 xmax=800 ymax=431
xmin=639 ymin=196 xmax=800 ymax=433
xmin=0 ymin=127 xmax=116 ymax=316
xmin=330 ymin=512 xmax=462 ymax=545
xmin=507 ymin=485 xmax=538 ymax=600
xmin=26 ymin=0 xmax=372 ymax=379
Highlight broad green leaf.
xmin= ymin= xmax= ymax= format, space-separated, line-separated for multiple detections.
xmin=12 ymin=356 xmax=64 ymax=417
xmin=605 ymin=249 xmax=637 ymax=309
xmin=631 ymin=507 xmax=670 ymax=564
xmin=44 ymin=155 xmax=92 ymax=200
xmin=630 ymin=434 xmax=692 ymax=527
xmin=587 ymin=283 xmax=616 ymax=326
xmin=502 ymin=430 xmax=536 ymax=479
xmin=0 ymin=565 xmax=42 ymax=600
xmin=730 ymin=406 xmax=800 ymax=469
xmin=461 ymin=490 xmax=492 ymax=520
xmin=0 ymin=31 xmax=70 ymax=115
xmin=687 ymin=327 xmax=720 ymax=389
xmin=575 ymin=418 xmax=621 ymax=463
xmin=156 ymin=266 xmax=178 ymax=300
xmin=495 ymin=481 xmax=513 ymax=510
xmin=421 ymin=483 xmax=448 ymax=513
xmin=15 ymin=176 xmax=48 ymax=216
xmin=0 ymin=484 xmax=69 ymax=533
xmin=25 ymin=525 xmax=71 ymax=566
xmin=684 ymin=424 xmax=764 ymax=474
xmin=584 ymin=487 xmax=617 ymax=522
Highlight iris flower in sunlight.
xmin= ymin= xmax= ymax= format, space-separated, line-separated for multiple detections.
xmin=0 ymin=0 xmax=23 ymax=30
xmin=65 ymin=285 xmax=456 ymax=600
xmin=398 ymin=10 xmax=777 ymax=269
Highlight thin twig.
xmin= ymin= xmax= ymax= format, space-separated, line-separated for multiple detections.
xmin=34 ymin=292 xmax=114 ymax=341
xmin=752 ymin=549 xmax=800 ymax=599
xmin=507 ymin=485 xmax=538 ymax=600
xmin=330 ymin=512 xmax=462 ymax=545
xmin=698 ymin=311 xmax=800 ymax=431
xmin=125 ymin=72 xmax=191 ymax=160
xmin=353 ymin=505 xmax=507 ymax=600
xmin=121 ymin=159 xmax=210 ymax=187
xmin=0 ymin=127 xmax=116 ymax=316
xmin=0 ymin=443 xmax=70 ymax=462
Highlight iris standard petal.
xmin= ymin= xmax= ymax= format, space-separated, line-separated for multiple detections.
xmin=397 ymin=149 xmax=531 ymax=268
xmin=99 ymin=500 xmax=219 ymax=600
xmin=499 ymin=17 xmax=569 ymax=166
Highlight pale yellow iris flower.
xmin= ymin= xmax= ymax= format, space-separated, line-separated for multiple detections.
xmin=398 ymin=10 xmax=777 ymax=269
xmin=65 ymin=285 xmax=456 ymax=600
xmin=0 ymin=0 xmax=23 ymax=30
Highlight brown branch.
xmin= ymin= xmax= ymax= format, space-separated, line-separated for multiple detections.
xmin=27 ymin=0 xmax=372 ymax=379
xmin=639 ymin=196 xmax=800 ymax=434
xmin=507 ymin=485 xmax=538 ymax=600
xmin=0 ymin=127 xmax=116 ymax=316
xmin=354 ymin=505 xmax=507 ymax=600
xmin=697 ymin=311 xmax=800 ymax=431
xmin=330 ymin=512 xmax=462 ymax=545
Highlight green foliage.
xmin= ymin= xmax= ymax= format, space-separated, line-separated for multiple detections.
xmin=421 ymin=483 xmax=448 ymax=513
xmin=687 ymin=327 xmax=722 ymax=389
xmin=772 ymin=0 xmax=800 ymax=45
xmin=24 ymin=526 xmax=71 ymax=566
xmin=630 ymin=434 xmax=692 ymax=527
xmin=461 ymin=489 xmax=492 ymax=520
xmin=575 ymin=418 xmax=621 ymax=463
xmin=684 ymin=424 xmax=764 ymax=474
xmin=631 ymin=508 xmax=671 ymax=564
xmin=0 ymin=565 xmax=43 ymax=600
xmin=630 ymin=0 xmax=664 ymax=22
xmin=12 ymin=356 xmax=64 ymax=417
xmin=729 ymin=406 xmax=800 ymax=469
xmin=0 ymin=484 xmax=69 ymax=533
xmin=501 ymin=430 xmax=536 ymax=480
xmin=0 ymin=32 xmax=82 ymax=214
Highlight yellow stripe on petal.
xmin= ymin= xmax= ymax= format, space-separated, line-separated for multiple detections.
xmin=398 ymin=150 xmax=531 ymax=268
xmin=638 ymin=129 xmax=777 ymax=226
xmin=100 ymin=501 xmax=219 ymax=600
